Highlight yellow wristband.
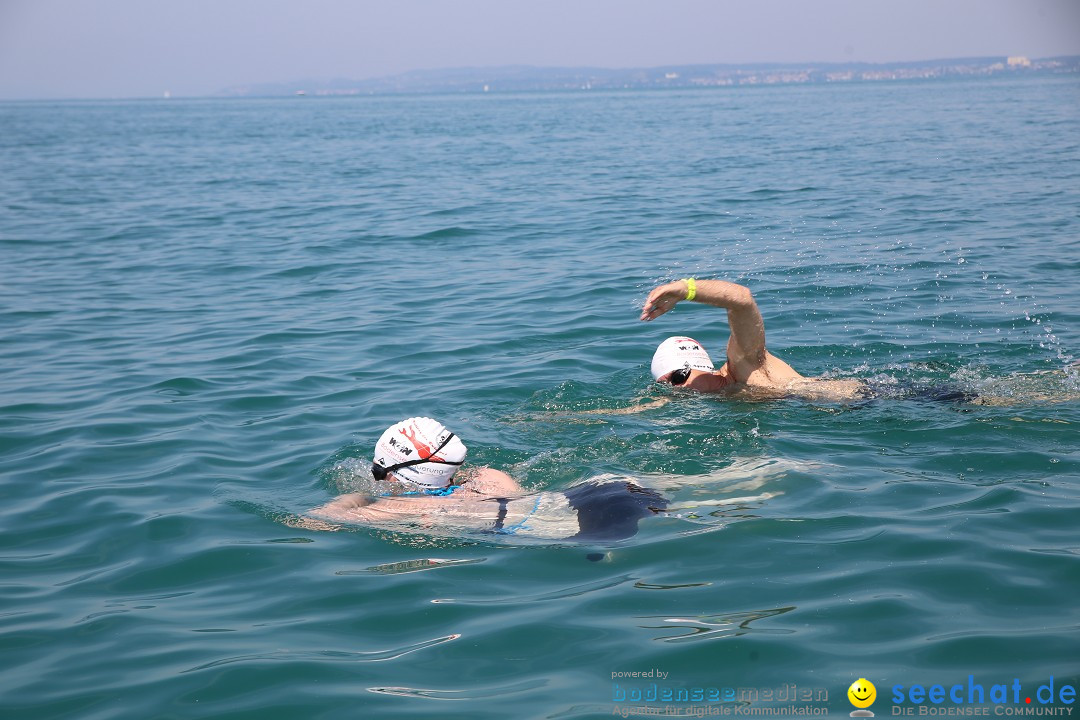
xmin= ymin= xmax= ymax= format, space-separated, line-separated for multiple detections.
xmin=683 ymin=277 xmax=697 ymax=302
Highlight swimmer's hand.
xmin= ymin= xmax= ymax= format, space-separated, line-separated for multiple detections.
xmin=284 ymin=515 xmax=344 ymax=532
xmin=640 ymin=281 xmax=690 ymax=321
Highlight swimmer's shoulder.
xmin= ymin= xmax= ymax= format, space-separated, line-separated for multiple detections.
xmin=457 ymin=467 xmax=525 ymax=498
xmin=742 ymin=352 xmax=803 ymax=385
xmin=699 ymin=354 xmax=803 ymax=395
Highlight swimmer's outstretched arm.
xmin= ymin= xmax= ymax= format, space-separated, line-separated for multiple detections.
xmin=317 ymin=492 xmax=375 ymax=511
xmin=556 ymin=396 xmax=673 ymax=417
xmin=306 ymin=493 xmax=377 ymax=523
xmin=640 ymin=279 xmax=767 ymax=369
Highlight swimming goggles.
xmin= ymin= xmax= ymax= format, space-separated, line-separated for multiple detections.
xmin=371 ymin=431 xmax=464 ymax=482
xmin=667 ymin=367 xmax=692 ymax=386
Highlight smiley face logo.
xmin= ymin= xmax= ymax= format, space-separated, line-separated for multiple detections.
xmin=848 ymin=678 xmax=877 ymax=709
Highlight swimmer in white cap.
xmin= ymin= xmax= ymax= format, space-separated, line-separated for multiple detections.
xmin=639 ymin=278 xmax=1080 ymax=405
xmin=642 ymin=278 xmax=865 ymax=401
xmin=307 ymin=417 xmax=668 ymax=540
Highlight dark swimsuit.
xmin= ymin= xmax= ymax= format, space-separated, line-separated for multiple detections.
xmin=491 ymin=481 xmax=669 ymax=541
xmin=859 ymin=380 xmax=978 ymax=403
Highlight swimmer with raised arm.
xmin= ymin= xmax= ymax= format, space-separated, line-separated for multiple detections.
xmin=641 ymin=278 xmax=866 ymax=401
xmin=638 ymin=278 xmax=1080 ymax=406
xmin=308 ymin=417 xmax=668 ymax=541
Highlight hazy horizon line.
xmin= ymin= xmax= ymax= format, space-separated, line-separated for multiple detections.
xmin=4 ymin=52 xmax=1078 ymax=102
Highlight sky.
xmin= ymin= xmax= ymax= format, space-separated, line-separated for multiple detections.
xmin=1 ymin=0 xmax=1078 ymax=99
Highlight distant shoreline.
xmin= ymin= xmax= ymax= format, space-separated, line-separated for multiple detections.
xmin=3 ymin=56 xmax=1077 ymax=102
xmin=217 ymin=55 xmax=1080 ymax=99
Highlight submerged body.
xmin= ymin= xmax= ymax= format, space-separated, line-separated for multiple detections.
xmin=303 ymin=418 xmax=669 ymax=542
xmin=312 ymin=475 xmax=669 ymax=541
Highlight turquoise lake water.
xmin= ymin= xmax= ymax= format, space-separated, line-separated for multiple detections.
xmin=2 ymin=76 xmax=1079 ymax=719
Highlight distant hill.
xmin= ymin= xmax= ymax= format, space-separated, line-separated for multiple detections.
xmin=217 ymin=56 xmax=1080 ymax=97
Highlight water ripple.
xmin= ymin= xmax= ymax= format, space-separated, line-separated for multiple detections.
xmin=182 ymin=634 xmax=461 ymax=673
xmin=338 ymin=557 xmax=486 ymax=575
xmin=432 ymin=573 xmax=634 ymax=604
xmin=368 ymin=678 xmax=546 ymax=700
xmin=639 ymin=606 xmax=798 ymax=644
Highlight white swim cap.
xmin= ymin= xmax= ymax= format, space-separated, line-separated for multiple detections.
xmin=650 ymin=336 xmax=715 ymax=380
xmin=372 ymin=417 xmax=467 ymax=490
